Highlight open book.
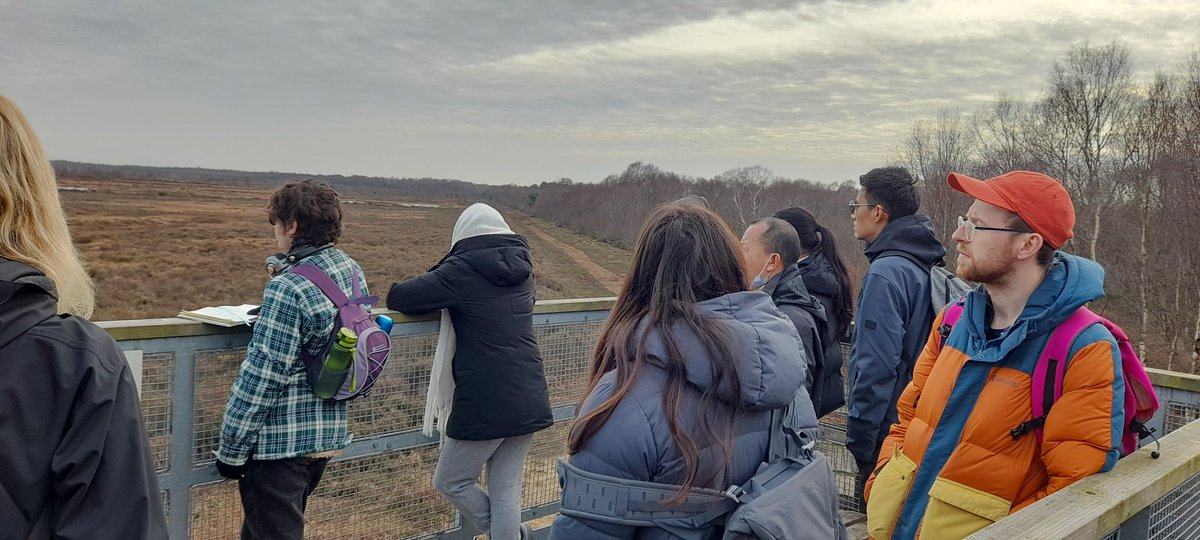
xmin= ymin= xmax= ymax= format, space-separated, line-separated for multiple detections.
xmin=178 ymin=304 xmax=259 ymax=327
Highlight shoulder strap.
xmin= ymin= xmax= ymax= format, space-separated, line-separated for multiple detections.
xmin=936 ymin=296 xmax=968 ymax=350
xmin=290 ymin=264 xmax=351 ymax=307
xmin=556 ymin=459 xmax=736 ymax=539
xmin=1011 ymin=308 xmax=1100 ymax=442
xmin=290 ymin=265 xmax=379 ymax=308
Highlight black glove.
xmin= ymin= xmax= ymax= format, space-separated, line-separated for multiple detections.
xmin=215 ymin=459 xmax=249 ymax=480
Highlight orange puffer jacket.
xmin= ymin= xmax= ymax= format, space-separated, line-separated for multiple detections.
xmin=863 ymin=253 xmax=1124 ymax=540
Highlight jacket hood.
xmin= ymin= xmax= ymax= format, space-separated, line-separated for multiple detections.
xmin=452 ymin=203 xmax=514 ymax=245
xmin=764 ymin=264 xmax=828 ymax=326
xmin=864 ymin=214 xmax=947 ymax=267
xmin=638 ymin=291 xmax=806 ymax=411
xmin=797 ymin=253 xmax=839 ymax=300
xmin=962 ymin=252 xmax=1105 ymax=360
xmin=440 ymin=234 xmax=533 ymax=287
xmin=0 ymin=257 xmax=58 ymax=349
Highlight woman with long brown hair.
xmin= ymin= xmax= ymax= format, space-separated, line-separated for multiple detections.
xmin=550 ymin=201 xmax=815 ymax=539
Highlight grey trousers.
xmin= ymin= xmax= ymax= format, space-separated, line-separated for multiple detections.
xmin=433 ymin=434 xmax=535 ymax=540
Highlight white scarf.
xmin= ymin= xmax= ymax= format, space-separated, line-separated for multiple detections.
xmin=422 ymin=203 xmax=515 ymax=439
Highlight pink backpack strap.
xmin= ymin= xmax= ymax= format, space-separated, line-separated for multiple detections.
xmin=936 ymin=296 xmax=968 ymax=350
xmin=1011 ymin=308 xmax=1101 ymax=443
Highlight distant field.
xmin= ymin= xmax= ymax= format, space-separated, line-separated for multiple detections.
xmin=59 ymin=178 xmax=631 ymax=321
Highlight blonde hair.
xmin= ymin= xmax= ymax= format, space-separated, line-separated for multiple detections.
xmin=0 ymin=95 xmax=95 ymax=317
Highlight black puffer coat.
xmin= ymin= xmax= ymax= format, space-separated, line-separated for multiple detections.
xmin=386 ymin=234 xmax=554 ymax=440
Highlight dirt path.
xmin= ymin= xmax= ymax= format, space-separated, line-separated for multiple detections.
xmin=522 ymin=220 xmax=623 ymax=295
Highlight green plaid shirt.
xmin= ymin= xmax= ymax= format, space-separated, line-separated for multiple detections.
xmin=218 ymin=247 xmax=366 ymax=464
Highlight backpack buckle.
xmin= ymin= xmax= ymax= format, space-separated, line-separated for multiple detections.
xmin=723 ymin=485 xmax=744 ymax=502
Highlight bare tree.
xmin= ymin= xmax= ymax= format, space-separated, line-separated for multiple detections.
xmin=719 ymin=166 xmax=778 ymax=230
xmin=1034 ymin=41 xmax=1137 ymax=262
xmin=972 ymin=95 xmax=1041 ymax=176
xmin=895 ymin=109 xmax=976 ymax=247
xmin=1120 ymin=72 xmax=1178 ymax=358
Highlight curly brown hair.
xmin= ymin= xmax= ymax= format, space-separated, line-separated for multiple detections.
xmin=267 ymin=179 xmax=343 ymax=246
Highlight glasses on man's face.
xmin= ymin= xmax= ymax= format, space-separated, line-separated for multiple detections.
xmin=956 ymin=216 xmax=1030 ymax=241
xmin=848 ymin=200 xmax=878 ymax=211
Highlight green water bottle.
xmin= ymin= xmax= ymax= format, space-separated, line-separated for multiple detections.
xmin=314 ymin=328 xmax=357 ymax=399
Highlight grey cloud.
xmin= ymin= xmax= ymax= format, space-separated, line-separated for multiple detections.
xmin=0 ymin=0 xmax=1197 ymax=185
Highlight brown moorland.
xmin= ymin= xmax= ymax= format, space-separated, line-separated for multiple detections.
xmin=59 ymin=177 xmax=630 ymax=321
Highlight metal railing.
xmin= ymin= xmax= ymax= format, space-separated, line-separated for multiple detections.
xmin=101 ymin=298 xmax=614 ymax=540
xmin=100 ymin=301 xmax=1200 ymax=539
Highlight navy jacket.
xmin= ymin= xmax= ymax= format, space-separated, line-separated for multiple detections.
xmin=846 ymin=215 xmax=946 ymax=466
xmin=0 ymin=258 xmax=167 ymax=540
xmin=551 ymin=292 xmax=817 ymax=540
xmin=386 ymin=234 xmax=554 ymax=440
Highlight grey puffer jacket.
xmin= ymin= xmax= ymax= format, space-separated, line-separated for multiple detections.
xmin=550 ymin=291 xmax=817 ymax=540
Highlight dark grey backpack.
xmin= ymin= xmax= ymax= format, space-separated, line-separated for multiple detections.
xmin=877 ymin=250 xmax=973 ymax=313
xmin=557 ymin=407 xmax=849 ymax=540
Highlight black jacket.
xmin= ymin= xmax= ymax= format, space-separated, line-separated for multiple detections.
xmin=763 ymin=264 xmax=832 ymax=417
xmin=0 ymin=258 xmax=167 ymax=540
xmin=796 ymin=253 xmax=848 ymax=417
xmin=386 ymin=234 xmax=554 ymax=440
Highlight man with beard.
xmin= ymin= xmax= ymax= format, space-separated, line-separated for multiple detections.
xmin=862 ymin=171 xmax=1126 ymax=540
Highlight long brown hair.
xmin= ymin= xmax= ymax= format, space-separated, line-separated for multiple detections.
xmin=568 ymin=202 xmax=748 ymax=501
xmin=0 ymin=95 xmax=95 ymax=316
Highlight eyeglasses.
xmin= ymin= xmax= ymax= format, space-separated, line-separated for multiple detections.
xmin=848 ymin=200 xmax=878 ymax=211
xmin=956 ymin=216 xmax=1031 ymax=241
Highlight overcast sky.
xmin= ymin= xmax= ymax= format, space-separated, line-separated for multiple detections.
xmin=2 ymin=0 xmax=1197 ymax=185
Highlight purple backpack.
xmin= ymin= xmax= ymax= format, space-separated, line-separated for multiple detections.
xmin=291 ymin=265 xmax=391 ymax=400
xmin=939 ymin=298 xmax=1161 ymax=458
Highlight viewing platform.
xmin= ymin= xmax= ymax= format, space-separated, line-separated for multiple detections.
xmin=100 ymin=298 xmax=1200 ymax=539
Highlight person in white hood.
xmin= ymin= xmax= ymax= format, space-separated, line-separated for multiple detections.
xmin=387 ymin=203 xmax=553 ymax=540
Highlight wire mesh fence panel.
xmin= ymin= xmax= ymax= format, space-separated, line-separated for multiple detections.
xmin=307 ymin=446 xmax=456 ymax=539
xmin=1150 ymin=471 xmax=1200 ymax=540
xmin=819 ymin=345 xmax=860 ymax=513
xmin=190 ymin=481 xmax=243 ymax=540
xmin=520 ymin=421 xmax=574 ymax=510
xmin=191 ymin=445 xmax=455 ymax=540
xmin=193 ymin=347 xmax=248 ymax=467
xmin=1165 ymin=401 xmax=1200 ymax=435
xmin=536 ymin=321 xmax=603 ymax=407
xmin=141 ymin=352 xmax=174 ymax=473
xmin=348 ymin=333 xmax=439 ymax=437
xmin=817 ymin=424 xmax=863 ymax=513
xmin=161 ymin=490 xmax=170 ymax=530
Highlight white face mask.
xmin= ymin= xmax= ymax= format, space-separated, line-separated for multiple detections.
xmin=750 ymin=259 xmax=772 ymax=290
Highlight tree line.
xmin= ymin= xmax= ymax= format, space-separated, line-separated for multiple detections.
xmin=54 ymin=41 xmax=1200 ymax=372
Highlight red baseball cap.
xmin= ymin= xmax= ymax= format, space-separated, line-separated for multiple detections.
xmin=946 ymin=171 xmax=1075 ymax=249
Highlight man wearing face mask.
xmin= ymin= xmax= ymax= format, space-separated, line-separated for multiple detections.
xmin=742 ymin=217 xmax=825 ymax=406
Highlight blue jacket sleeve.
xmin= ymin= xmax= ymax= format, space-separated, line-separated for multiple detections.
xmin=846 ymin=271 xmax=908 ymax=465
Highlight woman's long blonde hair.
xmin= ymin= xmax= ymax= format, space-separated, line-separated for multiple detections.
xmin=0 ymin=95 xmax=95 ymax=317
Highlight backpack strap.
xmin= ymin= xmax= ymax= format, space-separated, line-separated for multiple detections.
xmin=1011 ymin=308 xmax=1099 ymax=443
xmin=556 ymin=459 xmax=737 ymax=539
xmin=290 ymin=265 xmax=379 ymax=307
xmin=936 ymin=296 xmax=968 ymax=350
